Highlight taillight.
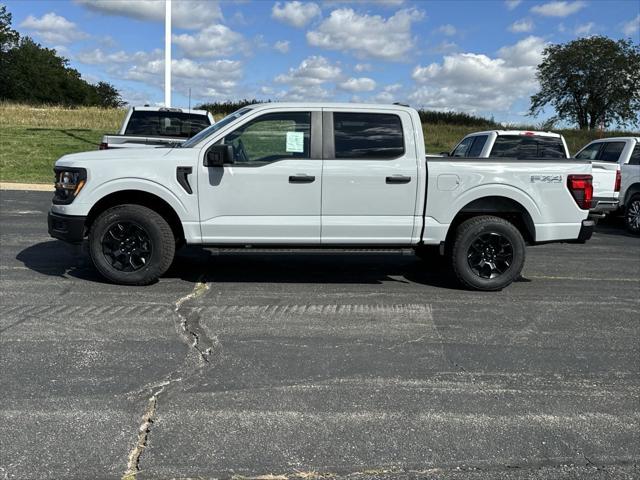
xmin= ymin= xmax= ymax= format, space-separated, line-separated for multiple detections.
xmin=567 ymin=174 xmax=593 ymax=210
xmin=99 ymin=142 xmax=108 ymax=150
xmin=615 ymin=169 xmax=621 ymax=192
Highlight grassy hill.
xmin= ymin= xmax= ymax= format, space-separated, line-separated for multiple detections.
xmin=1 ymin=103 xmax=638 ymax=183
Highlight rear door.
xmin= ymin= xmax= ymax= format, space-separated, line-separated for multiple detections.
xmin=320 ymin=109 xmax=419 ymax=244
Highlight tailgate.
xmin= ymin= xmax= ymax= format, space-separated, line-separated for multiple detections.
xmin=591 ymin=161 xmax=618 ymax=199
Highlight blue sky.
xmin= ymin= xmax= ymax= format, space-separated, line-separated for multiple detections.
xmin=4 ymin=0 xmax=640 ymax=123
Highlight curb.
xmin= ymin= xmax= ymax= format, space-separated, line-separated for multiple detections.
xmin=0 ymin=182 xmax=54 ymax=192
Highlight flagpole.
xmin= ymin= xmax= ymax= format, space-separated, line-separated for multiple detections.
xmin=164 ymin=0 xmax=171 ymax=107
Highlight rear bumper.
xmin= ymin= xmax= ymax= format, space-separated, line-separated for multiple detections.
xmin=572 ymin=219 xmax=595 ymax=243
xmin=590 ymin=197 xmax=619 ymax=214
xmin=48 ymin=211 xmax=86 ymax=244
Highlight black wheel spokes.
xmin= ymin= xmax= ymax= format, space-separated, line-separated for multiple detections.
xmin=101 ymin=222 xmax=152 ymax=272
xmin=467 ymin=232 xmax=514 ymax=279
xmin=628 ymin=201 xmax=640 ymax=230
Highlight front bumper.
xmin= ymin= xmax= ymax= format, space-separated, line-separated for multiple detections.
xmin=48 ymin=211 xmax=86 ymax=244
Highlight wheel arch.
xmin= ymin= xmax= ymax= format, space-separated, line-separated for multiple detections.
xmin=623 ymin=182 xmax=640 ymax=206
xmin=85 ymin=190 xmax=185 ymax=243
xmin=446 ymin=196 xmax=536 ymax=246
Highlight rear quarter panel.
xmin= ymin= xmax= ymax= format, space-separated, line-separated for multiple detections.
xmin=423 ymin=159 xmax=592 ymax=243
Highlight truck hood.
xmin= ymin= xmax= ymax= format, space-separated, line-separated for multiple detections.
xmin=55 ymin=147 xmax=192 ymax=167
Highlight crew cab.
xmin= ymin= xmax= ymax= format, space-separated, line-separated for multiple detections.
xmin=575 ymin=137 xmax=640 ymax=233
xmin=99 ymin=106 xmax=214 ymax=149
xmin=48 ymin=103 xmax=595 ymax=291
xmin=448 ymin=130 xmax=616 ymax=217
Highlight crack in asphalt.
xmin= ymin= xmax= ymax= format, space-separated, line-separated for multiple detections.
xmin=122 ymin=277 xmax=215 ymax=478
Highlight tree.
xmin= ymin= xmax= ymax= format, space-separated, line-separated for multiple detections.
xmin=0 ymin=5 xmax=19 ymax=52
xmin=90 ymin=81 xmax=126 ymax=108
xmin=529 ymin=36 xmax=640 ymax=130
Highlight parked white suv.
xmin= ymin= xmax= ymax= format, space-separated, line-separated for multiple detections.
xmin=48 ymin=103 xmax=595 ymax=290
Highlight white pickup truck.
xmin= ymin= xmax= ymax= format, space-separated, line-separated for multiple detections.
xmin=99 ymin=106 xmax=214 ymax=149
xmin=48 ymin=103 xmax=595 ymax=291
xmin=449 ymin=130 xmax=617 ymax=216
xmin=575 ymin=137 xmax=640 ymax=233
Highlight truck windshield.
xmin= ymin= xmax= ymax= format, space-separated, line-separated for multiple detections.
xmin=124 ymin=111 xmax=211 ymax=138
xmin=180 ymin=108 xmax=252 ymax=148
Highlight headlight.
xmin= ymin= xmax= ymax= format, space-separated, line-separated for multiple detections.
xmin=53 ymin=167 xmax=87 ymax=204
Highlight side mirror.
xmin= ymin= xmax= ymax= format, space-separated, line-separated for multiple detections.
xmin=204 ymin=144 xmax=234 ymax=167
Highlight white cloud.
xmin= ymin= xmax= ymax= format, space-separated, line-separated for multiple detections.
xmin=574 ymin=22 xmax=595 ymax=36
xmin=274 ymin=40 xmax=290 ymax=53
xmin=275 ymin=55 xmax=341 ymax=86
xmin=271 ymin=1 xmax=321 ymax=28
xmin=76 ymin=48 xmax=136 ymax=65
xmin=354 ymin=63 xmax=372 ymax=72
xmin=429 ymin=41 xmax=458 ymax=54
xmin=530 ymin=1 xmax=586 ymax=17
xmin=622 ymin=14 xmax=640 ymax=36
xmin=275 ymin=85 xmax=331 ymax=101
xmin=172 ymin=25 xmax=245 ymax=58
xmin=410 ymin=36 xmax=547 ymax=113
xmin=20 ymin=12 xmax=88 ymax=44
xmin=307 ymin=8 xmax=424 ymax=61
xmin=509 ymin=19 xmax=534 ymax=33
xmin=372 ymin=83 xmax=403 ymax=103
xmin=75 ymin=0 xmax=222 ymax=30
xmin=505 ymin=0 xmax=522 ymax=10
xmin=437 ymin=24 xmax=457 ymax=36
xmin=339 ymin=77 xmax=376 ymax=92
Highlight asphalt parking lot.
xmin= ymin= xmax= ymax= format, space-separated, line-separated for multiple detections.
xmin=1 ymin=190 xmax=639 ymax=479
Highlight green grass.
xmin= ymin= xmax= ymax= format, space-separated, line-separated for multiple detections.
xmin=0 ymin=103 xmax=638 ymax=183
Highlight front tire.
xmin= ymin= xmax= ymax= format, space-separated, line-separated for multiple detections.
xmin=89 ymin=204 xmax=175 ymax=285
xmin=451 ymin=216 xmax=525 ymax=291
xmin=624 ymin=195 xmax=640 ymax=235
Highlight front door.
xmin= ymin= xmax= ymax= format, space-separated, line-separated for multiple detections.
xmin=197 ymin=109 xmax=322 ymax=244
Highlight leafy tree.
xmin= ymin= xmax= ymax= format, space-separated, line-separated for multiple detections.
xmin=90 ymin=81 xmax=126 ymax=108
xmin=0 ymin=5 xmax=19 ymax=52
xmin=530 ymin=36 xmax=640 ymax=130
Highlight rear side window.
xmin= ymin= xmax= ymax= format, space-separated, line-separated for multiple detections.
xmin=489 ymin=135 xmax=566 ymax=159
xmin=468 ymin=135 xmax=488 ymax=157
xmin=576 ymin=143 xmax=601 ymax=160
xmin=451 ymin=137 xmax=474 ymax=157
xmin=629 ymin=144 xmax=640 ymax=165
xmin=125 ymin=111 xmax=211 ymax=138
xmin=597 ymin=142 xmax=626 ymax=162
xmin=333 ymin=113 xmax=404 ymax=159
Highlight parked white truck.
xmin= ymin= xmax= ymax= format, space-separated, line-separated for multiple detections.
xmin=449 ymin=130 xmax=617 ymax=216
xmin=49 ymin=103 xmax=595 ymax=290
xmin=575 ymin=137 xmax=640 ymax=234
xmin=100 ymin=106 xmax=215 ymax=149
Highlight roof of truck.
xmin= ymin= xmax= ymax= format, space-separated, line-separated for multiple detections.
xmin=247 ymin=102 xmax=417 ymax=112
xmin=466 ymin=130 xmax=563 ymax=138
xmin=580 ymin=136 xmax=640 ymax=143
xmin=130 ymin=106 xmax=210 ymax=115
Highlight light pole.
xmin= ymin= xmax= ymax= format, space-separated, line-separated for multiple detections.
xmin=164 ymin=0 xmax=171 ymax=107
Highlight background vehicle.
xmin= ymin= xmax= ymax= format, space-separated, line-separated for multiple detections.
xmin=449 ymin=130 xmax=620 ymax=217
xmin=612 ymin=138 xmax=640 ymax=234
xmin=99 ymin=106 xmax=215 ymax=149
xmin=49 ymin=103 xmax=594 ymax=291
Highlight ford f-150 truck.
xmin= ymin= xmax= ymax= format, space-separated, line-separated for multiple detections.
xmin=448 ymin=130 xmax=615 ymax=216
xmin=48 ymin=103 xmax=595 ymax=291
xmin=99 ymin=106 xmax=215 ymax=149
xmin=575 ymin=137 xmax=640 ymax=232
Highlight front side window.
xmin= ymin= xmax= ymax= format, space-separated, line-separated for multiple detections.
xmin=223 ymin=112 xmax=311 ymax=164
xmin=333 ymin=113 xmax=404 ymax=159
xmin=576 ymin=143 xmax=601 ymax=160
xmin=598 ymin=142 xmax=626 ymax=162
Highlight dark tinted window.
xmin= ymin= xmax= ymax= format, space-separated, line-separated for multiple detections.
xmin=468 ymin=135 xmax=488 ymax=157
xmin=629 ymin=144 xmax=640 ymax=165
xmin=451 ymin=137 xmax=474 ymax=157
xmin=333 ymin=113 xmax=404 ymax=159
xmin=598 ymin=142 xmax=625 ymax=162
xmin=576 ymin=143 xmax=601 ymax=160
xmin=489 ymin=135 xmax=566 ymax=159
xmin=125 ymin=111 xmax=211 ymax=138
xmin=223 ymin=112 xmax=310 ymax=164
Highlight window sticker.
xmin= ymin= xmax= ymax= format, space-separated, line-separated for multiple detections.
xmin=286 ymin=131 xmax=304 ymax=153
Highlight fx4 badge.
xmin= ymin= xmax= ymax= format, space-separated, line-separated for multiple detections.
xmin=531 ymin=175 xmax=562 ymax=183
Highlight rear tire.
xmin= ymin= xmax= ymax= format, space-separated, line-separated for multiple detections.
xmin=89 ymin=204 xmax=175 ymax=285
xmin=624 ymin=195 xmax=640 ymax=235
xmin=451 ymin=216 xmax=525 ymax=291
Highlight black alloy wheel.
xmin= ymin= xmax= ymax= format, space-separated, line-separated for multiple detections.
xmin=101 ymin=221 xmax=152 ymax=272
xmin=466 ymin=232 xmax=514 ymax=279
